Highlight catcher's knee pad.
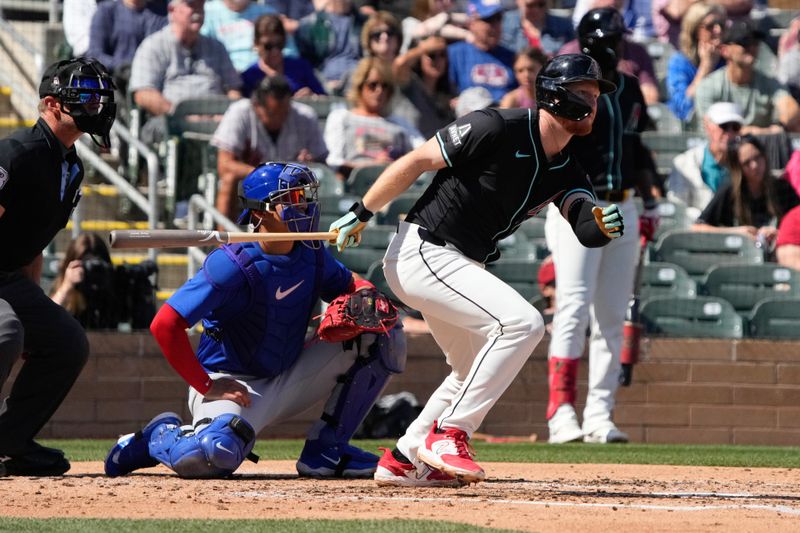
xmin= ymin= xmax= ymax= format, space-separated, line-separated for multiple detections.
xmin=149 ymin=414 xmax=256 ymax=479
xmin=321 ymin=327 xmax=407 ymax=443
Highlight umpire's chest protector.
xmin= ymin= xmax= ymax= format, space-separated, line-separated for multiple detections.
xmin=212 ymin=243 xmax=320 ymax=377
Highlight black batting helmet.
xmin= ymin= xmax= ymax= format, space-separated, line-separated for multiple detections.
xmin=535 ymin=54 xmax=616 ymax=121
xmin=578 ymin=7 xmax=628 ymax=72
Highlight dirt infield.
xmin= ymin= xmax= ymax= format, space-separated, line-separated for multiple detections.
xmin=2 ymin=461 xmax=799 ymax=532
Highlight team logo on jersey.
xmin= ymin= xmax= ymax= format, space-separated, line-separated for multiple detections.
xmin=470 ymin=63 xmax=510 ymax=87
xmin=448 ymin=123 xmax=472 ymax=146
xmin=0 ymin=166 xmax=8 ymax=190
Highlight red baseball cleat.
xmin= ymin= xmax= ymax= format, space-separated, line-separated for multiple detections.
xmin=416 ymin=422 xmax=485 ymax=483
xmin=374 ymin=447 xmax=462 ymax=487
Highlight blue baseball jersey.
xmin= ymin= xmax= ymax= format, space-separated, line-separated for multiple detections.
xmin=447 ymin=41 xmax=516 ymax=103
xmin=166 ymin=242 xmax=352 ymax=378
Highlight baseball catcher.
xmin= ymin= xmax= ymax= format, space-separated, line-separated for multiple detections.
xmin=104 ymin=162 xmax=405 ymax=479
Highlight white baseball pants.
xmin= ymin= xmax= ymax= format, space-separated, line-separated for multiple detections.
xmin=385 ymin=221 xmax=544 ymax=465
xmin=544 ymin=199 xmax=640 ymax=433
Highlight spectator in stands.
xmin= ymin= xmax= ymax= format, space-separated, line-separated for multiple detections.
xmin=200 ymin=0 xmax=277 ymax=73
xmin=50 ymin=232 xmax=117 ymax=330
xmin=778 ymin=18 xmax=800 ymax=104
xmin=240 ymin=14 xmax=326 ymax=98
xmin=665 ymin=1 xmax=725 ymax=123
xmin=667 ymin=101 xmax=742 ymax=221
xmin=653 ymin=0 xmax=753 ymax=50
xmin=211 ymin=75 xmax=328 ymax=219
xmin=295 ymin=0 xmax=366 ymax=93
xmin=448 ymin=0 xmax=516 ymax=103
xmin=499 ymin=47 xmax=547 ymax=109
xmin=87 ymin=0 xmax=168 ymax=108
xmin=695 ymin=19 xmax=800 ymax=135
xmin=324 ymin=58 xmax=423 ymax=181
xmin=776 ymin=204 xmax=800 ymax=271
xmin=558 ymin=4 xmax=660 ymax=104
xmin=362 ymin=10 xmax=403 ymax=62
xmin=63 ymin=0 xmax=98 ymax=57
xmin=399 ymin=0 xmax=470 ymax=54
xmin=393 ymin=35 xmax=456 ymax=137
xmin=693 ymin=135 xmax=799 ymax=256
xmin=129 ymin=0 xmax=242 ymax=145
xmin=501 ymin=0 xmax=575 ymax=56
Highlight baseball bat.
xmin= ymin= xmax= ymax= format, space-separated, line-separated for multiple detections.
xmin=109 ymin=229 xmax=338 ymax=249
xmin=620 ymin=235 xmax=648 ymax=387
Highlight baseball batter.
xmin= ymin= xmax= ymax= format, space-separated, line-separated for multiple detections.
xmin=104 ymin=162 xmax=405 ymax=479
xmin=331 ymin=54 xmax=624 ymax=486
xmin=544 ymin=8 xmax=660 ymax=444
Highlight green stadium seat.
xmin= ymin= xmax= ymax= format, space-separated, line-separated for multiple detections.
xmin=365 ymin=260 xmax=399 ymax=304
xmin=357 ymin=224 xmax=396 ymax=250
xmin=703 ymin=263 xmax=800 ymax=315
xmin=517 ymin=217 xmax=547 ymax=240
xmin=317 ymin=193 xmax=359 ymax=217
xmin=654 ymin=230 xmax=764 ymax=279
xmin=640 ymin=296 xmax=744 ymax=338
xmin=307 ymin=163 xmax=341 ymax=195
xmin=379 ymin=193 xmax=419 ymax=225
xmin=497 ymin=233 xmax=545 ymax=260
xmin=653 ymin=199 xmax=689 ymax=240
xmin=346 ymin=164 xmax=388 ymax=196
xmin=327 ymin=245 xmax=385 ymax=275
xmin=748 ymin=297 xmax=800 ymax=339
xmin=487 ymin=258 xmax=542 ymax=284
xmin=640 ymin=262 xmax=697 ymax=300
xmin=293 ymin=95 xmax=347 ymax=120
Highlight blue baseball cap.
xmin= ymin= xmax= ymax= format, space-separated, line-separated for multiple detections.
xmin=467 ymin=0 xmax=504 ymax=19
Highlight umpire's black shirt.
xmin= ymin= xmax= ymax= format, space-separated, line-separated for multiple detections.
xmin=0 ymin=118 xmax=84 ymax=272
xmin=405 ymin=108 xmax=595 ymax=264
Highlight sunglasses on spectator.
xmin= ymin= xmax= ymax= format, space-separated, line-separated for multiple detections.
xmin=369 ymin=29 xmax=398 ymax=41
xmin=719 ymin=122 xmax=741 ymax=132
xmin=259 ymin=42 xmax=284 ymax=52
xmin=364 ymin=80 xmax=390 ymax=91
xmin=426 ymin=50 xmax=447 ymax=60
xmin=482 ymin=13 xmax=503 ymax=24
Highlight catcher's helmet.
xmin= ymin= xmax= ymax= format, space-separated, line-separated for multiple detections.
xmin=536 ymin=54 xmax=616 ymax=121
xmin=39 ymin=57 xmax=117 ymax=148
xmin=238 ymin=162 xmax=320 ymax=245
xmin=578 ymin=7 xmax=628 ymax=73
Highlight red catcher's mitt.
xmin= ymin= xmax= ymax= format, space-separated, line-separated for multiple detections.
xmin=317 ymin=281 xmax=399 ymax=342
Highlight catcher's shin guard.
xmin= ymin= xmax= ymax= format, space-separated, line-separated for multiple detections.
xmin=149 ymin=414 xmax=256 ymax=478
xmin=547 ymin=357 xmax=579 ymax=420
xmin=319 ymin=326 xmax=407 ymax=444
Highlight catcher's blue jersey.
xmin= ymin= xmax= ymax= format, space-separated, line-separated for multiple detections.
xmin=166 ymin=242 xmax=352 ymax=378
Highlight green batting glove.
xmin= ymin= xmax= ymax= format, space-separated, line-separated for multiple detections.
xmin=329 ymin=201 xmax=373 ymax=252
xmin=592 ymin=204 xmax=624 ymax=239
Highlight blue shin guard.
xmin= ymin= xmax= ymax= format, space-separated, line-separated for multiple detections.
xmin=104 ymin=412 xmax=182 ymax=477
xmin=149 ymin=414 xmax=257 ymax=479
xmin=297 ymin=328 xmax=406 ymax=478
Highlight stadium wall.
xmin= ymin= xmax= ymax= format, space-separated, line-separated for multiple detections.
xmin=3 ymin=332 xmax=799 ymax=445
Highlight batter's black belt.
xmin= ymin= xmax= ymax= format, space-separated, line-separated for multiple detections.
xmin=595 ymin=188 xmax=633 ymax=202
xmin=417 ymin=226 xmax=446 ymax=247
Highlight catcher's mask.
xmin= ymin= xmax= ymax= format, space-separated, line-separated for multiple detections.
xmin=39 ymin=57 xmax=117 ymax=148
xmin=535 ymin=53 xmax=616 ymax=121
xmin=238 ymin=162 xmax=321 ymax=248
xmin=578 ymin=7 xmax=628 ymax=74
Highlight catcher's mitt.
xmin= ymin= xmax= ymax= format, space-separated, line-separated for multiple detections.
xmin=317 ymin=281 xmax=399 ymax=342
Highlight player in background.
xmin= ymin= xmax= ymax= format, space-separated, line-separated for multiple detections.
xmin=330 ymin=54 xmax=623 ymax=486
xmin=544 ymin=8 xmax=660 ymax=444
xmin=104 ymin=162 xmax=405 ymax=479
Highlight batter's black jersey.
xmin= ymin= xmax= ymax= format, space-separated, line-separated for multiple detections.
xmin=567 ymin=72 xmax=649 ymax=193
xmin=0 ymin=119 xmax=84 ymax=272
xmin=405 ymin=108 xmax=596 ymax=263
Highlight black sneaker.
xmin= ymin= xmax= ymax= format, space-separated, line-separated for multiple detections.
xmin=0 ymin=446 xmax=70 ymax=476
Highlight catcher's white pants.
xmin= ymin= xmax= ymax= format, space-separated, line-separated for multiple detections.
xmin=544 ymin=199 xmax=640 ymax=433
xmin=187 ymin=337 xmax=372 ymax=435
xmin=385 ymin=221 xmax=544 ymax=465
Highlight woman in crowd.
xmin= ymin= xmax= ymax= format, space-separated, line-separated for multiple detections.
xmin=693 ymin=135 xmax=800 ymax=257
xmin=50 ymin=232 xmax=116 ymax=329
xmin=393 ymin=35 xmax=455 ymax=137
xmin=324 ymin=57 xmax=423 ymax=181
xmin=499 ymin=47 xmax=547 ymax=110
xmin=362 ymin=10 xmax=403 ymax=63
xmin=665 ymin=1 xmax=725 ymax=122
xmin=240 ymin=14 xmax=325 ymax=98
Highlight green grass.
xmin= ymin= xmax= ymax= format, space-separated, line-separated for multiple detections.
xmin=43 ymin=438 xmax=800 ymax=468
xmin=0 ymin=518 xmax=514 ymax=533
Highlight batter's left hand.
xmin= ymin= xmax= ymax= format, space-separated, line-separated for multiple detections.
xmin=592 ymin=204 xmax=624 ymax=239
xmin=639 ymin=205 xmax=660 ymax=242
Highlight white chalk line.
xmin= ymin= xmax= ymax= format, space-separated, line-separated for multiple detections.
xmin=228 ymin=490 xmax=800 ymax=517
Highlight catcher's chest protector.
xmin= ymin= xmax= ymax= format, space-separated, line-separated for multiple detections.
xmin=211 ymin=243 xmax=322 ymax=377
